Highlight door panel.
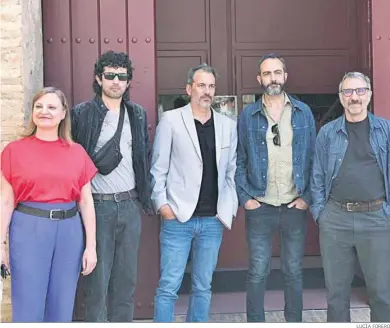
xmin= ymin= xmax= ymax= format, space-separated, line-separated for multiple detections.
xmin=156 ymin=0 xmax=209 ymax=45
xmin=70 ymin=0 xmax=99 ymax=105
xmin=43 ymin=0 xmax=158 ymax=319
xmin=235 ymin=50 xmax=353 ymax=95
xmin=127 ymin=0 xmax=159 ymax=318
xmin=210 ymin=0 xmax=231 ymax=95
xmin=371 ymin=0 xmax=390 ymax=118
xmin=42 ymin=0 xmax=73 ymax=103
xmin=232 ymin=0 xmax=356 ymax=49
xmin=156 ymin=0 xmax=212 ymax=97
xmin=99 ymin=0 xmax=128 ymax=54
xmin=158 ymin=51 xmax=208 ymax=95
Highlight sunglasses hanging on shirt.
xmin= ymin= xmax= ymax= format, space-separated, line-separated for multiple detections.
xmin=271 ymin=124 xmax=281 ymax=146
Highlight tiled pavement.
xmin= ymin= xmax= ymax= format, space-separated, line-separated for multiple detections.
xmin=174 ymin=308 xmax=370 ymax=323
xmin=2 ymin=276 xmax=371 ymax=323
xmin=133 ymin=309 xmax=370 ymax=323
xmin=135 ymin=289 xmax=371 ymax=323
xmin=176 ymin=288 xmax=369 ymax=314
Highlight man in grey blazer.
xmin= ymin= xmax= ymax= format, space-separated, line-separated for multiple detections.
xmin=151 ymin=64 xmax=238 ymax=322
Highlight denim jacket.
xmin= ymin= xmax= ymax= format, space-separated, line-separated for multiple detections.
xmin=235 ymin=95 xmax=317 ymax=207
xmin=310 ymin=112 xmax=390 ymax=222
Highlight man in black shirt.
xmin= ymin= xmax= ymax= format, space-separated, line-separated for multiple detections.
xmin=311 ymin=72 xmax=390 ymax=322
xmin=150 ymin=64 xmax=238 ymax=322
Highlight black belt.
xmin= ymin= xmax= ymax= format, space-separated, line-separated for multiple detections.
xmin=92 ymin=189 xmax=138 ymax=203
xmin=333 ymin=198 xmax=385 ymax=212
xmin=16 ymin=203 xmax=78 ymax=220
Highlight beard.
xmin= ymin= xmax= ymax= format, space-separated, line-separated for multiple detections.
xmin=346 ymin=100 xmax=365 ymax=115
xmin=102 ymin=86 xmax=126 ymax=99
xmin=198 ymin=95 xmax=213 ymax=109
xmin=263 ymin=81 xmax=285 ymax=96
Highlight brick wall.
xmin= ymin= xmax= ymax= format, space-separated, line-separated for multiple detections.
xmin=0 ymin=0 xmax=43 ymax=149
xmin=0 ymin=0 xmax=43 ymax=321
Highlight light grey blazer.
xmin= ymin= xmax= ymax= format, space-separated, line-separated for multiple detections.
xmin=150 ymin=104 xmax=238 ymax=229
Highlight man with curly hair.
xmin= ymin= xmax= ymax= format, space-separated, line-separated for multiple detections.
xmin=71 ymin=51 xmax=153 ymax=322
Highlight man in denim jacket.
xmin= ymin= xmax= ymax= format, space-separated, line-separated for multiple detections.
xmin=311 ymin=72 xmax=390 ymax=322
xmin=235 ymin=53 xmax=316 ymax=322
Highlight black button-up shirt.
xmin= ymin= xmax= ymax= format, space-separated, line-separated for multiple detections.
xmin=193 ymin=111 xmax=218 ymax=217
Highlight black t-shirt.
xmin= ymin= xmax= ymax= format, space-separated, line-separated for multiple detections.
xmin=330 ymin=117 xmax=385 ymax=202
xmin=192 ymin=111 xmax=218 ymax=217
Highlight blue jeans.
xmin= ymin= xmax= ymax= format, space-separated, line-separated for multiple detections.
xmin=153 ymin=216 xmax=224 ymax=322
xmin=245 ymin=204 xmax=307 ymax=322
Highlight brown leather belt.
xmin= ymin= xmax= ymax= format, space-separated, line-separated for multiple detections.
xmin=16 ymin=203 xmax=78 ymax=220
xmin=92 ymin=189 xmax=138 ymax=203
xmin=333 ymin=198 xmax=385 ymax=212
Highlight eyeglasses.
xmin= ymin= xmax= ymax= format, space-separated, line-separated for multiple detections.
xmin=339 ymin=87 xmax=369 ymax=97
xmin=271 ymin=124 xmax=281 ymax=146
xmin=102 ymin=72 xmax=128 ymax=81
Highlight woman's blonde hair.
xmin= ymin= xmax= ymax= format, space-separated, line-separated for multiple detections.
xmin=21 ymin=87 xmax=73 ymax=144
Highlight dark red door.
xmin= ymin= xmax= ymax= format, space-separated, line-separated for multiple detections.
xmin=42 ymin=0 xmax=159 ymax=319
xmin=156 ymin=0 xmax=371 ymax=269
xmin=371 ymin=0 xmax=390 ymax=119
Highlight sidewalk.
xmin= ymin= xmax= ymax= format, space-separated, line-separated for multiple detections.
xmin=1 ymin=276 xmax=371 ymax=323
xmin=135 ymin=309 xmax=370 ymax=323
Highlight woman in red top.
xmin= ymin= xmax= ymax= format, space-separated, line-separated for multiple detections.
xmin=1 ymin=87 xmax=98 ymax=322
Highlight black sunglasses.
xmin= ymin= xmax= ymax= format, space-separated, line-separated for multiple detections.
xmin=271 ymin=124 xmax=281 ymax=146
xmin=102 ymin=72 xmax=128 ymax=81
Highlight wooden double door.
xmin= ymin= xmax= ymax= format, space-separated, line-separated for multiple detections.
xmin=156 ymin=0 xmax=370 ymax=268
